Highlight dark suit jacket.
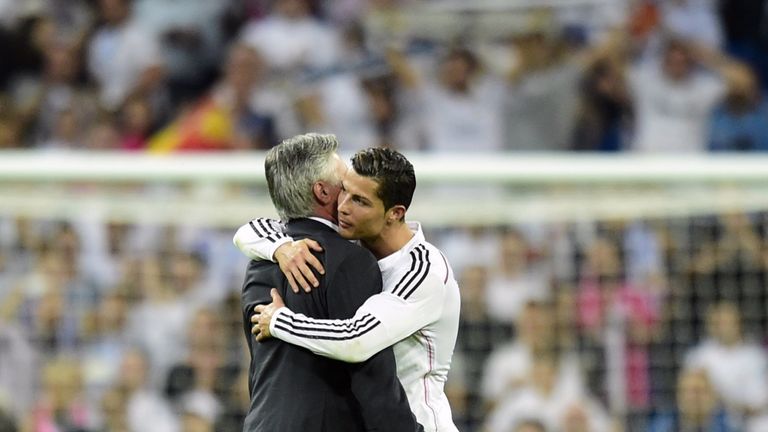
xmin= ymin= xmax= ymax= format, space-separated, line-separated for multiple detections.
xmin=241 ymin=218 xmax=420 ymax=432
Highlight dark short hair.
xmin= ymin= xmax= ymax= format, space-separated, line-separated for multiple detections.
xmin=351 ymin=148 xmax=416 ymax=216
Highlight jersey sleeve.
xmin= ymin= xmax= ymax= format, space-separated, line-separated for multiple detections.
xmin=232 ymin=218 xmax=292 ymax=261
xmin=269 ymin=271 xmax=446 ymax=362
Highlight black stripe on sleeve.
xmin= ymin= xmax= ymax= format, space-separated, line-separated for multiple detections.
xmin=274 ymin=316 xmax=382 ymax=341
xmin=277 ymin=314 xmax=378 ymax=334
xmin=402 ymin=249 xmax=431 ymax=300
xmin=391 ymin=248 xmax=420 ymax=297
xmin=249 ymin=220 xmax=270 ymax=240
xmin=393 ymin=246 xmax=427 ymax=298
xmin=256 ymin=218 xmax=281 ymax=243
xmin=287 ymin=313 xmax=376 ymax=331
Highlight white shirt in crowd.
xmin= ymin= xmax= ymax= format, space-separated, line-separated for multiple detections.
xmin=414 ymin=79 xmax=506 ymax=152
xmin=88 ymin=20 xmax=163 ymax=110
xmin=485 ymin=266 xmax=551 ymax=323
xmin=685 ymin=338 xmax=768 ymax=412
xmin=127 ymin=389 xmax=180 ymax=432
xmin=481 ymin=343 xmax=584 ymax=405
xmin=628 ymin=62 xmax=726 ymax=152
xmin=485 ymin=386 xmax=611 ymax=432
xmin=239 ymin=14 xmax=340 ymax=73
xmin=233 ymin=220 xmax=461 ymax=432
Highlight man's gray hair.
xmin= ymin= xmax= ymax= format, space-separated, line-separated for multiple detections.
xmin=265 ymin=133 xmax=341 ymax=220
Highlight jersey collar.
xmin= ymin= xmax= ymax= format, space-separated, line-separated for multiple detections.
xmin=377 ymin=221 xmax=424 ymax=272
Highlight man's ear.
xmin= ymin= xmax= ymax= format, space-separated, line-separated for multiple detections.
xmin=313 ymin=181 xmax=333 ymax=205
xmin=387 ymin=205 xmax=407 ymax=224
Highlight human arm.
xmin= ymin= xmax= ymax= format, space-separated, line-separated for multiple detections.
xmin=233 ymin=218 xmax=325 ymax=292
xmin=232 ymin=218 xmax=290 ymax=261
xmin=256 ymin=269 xmax=446 ymax=362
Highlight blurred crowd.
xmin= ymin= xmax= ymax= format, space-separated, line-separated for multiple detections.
xmin=0 ymin=0 xmax=767 ymax=152
xmin=3 ymin=210 xmax=768 ymax=431
xmin=4 ymin=0 xmax=768 ymax=431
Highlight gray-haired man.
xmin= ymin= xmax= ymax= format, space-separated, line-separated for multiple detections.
xmin=240 ymin=133 xmax=421 ymax=431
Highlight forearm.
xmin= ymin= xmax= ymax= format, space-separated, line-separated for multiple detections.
xmin=269 ymin=290 xmax=440 ymax=362
xmin=270 ymin=307 xmax=389 ymax=362
xmin=233 ymin=218 xmax=291 ymax=261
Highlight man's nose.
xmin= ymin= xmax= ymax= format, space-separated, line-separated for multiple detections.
xmin=338 ymin=197 xmax=350 ymax=215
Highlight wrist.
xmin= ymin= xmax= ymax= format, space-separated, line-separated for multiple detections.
xmin=269 ymin=306 xmax=289 ymax=337
xmin=269 ymin=238 xmax=292 ymax=262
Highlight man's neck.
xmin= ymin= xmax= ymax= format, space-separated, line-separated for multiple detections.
xmin=362 ymin=222 xmax=414 ymax=260
xmin=312 ymin=205 xmax=337 ymax=226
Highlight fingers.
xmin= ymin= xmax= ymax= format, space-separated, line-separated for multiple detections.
xmin=304 ymin=239 xmax=324 ymax=252
xmin=297 ymin=263 xmax=318 ymax=292
xmin=303 ymin=250 xmax=325 ymax=277
xmin=286 ymin=271 xmax=300 ymax=294
xmin=270 ymin=288 xmax=280 ymax=301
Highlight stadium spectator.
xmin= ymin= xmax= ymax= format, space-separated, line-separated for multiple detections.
xmin=481 ymin=301 xmax=585 ymax=413
xmin=572 ymin=58 xmax=631 ymax=151
xmin=8 ymin=234 xmax=99 ymax=356
xmin=83 ymin=115 xmax=120 ymax=150
xmin=133 ymin=0 xmax=230 ymax=105
xmin=485 ymin=229 xmax=552 ymax=323
xmin=437 ymin=226 xmax=500 ymax=278
xmin=684 ymin=301 xmax=768 ymax=420
xmin=577 ymin=236 xmax=661 ymax=412
xmin=116 ymin=348 xmax=180 ymax=432
xmin=80 ymin=290 xmax=132 ymax=408
xmin=179 ymin=390 xmax=219 ymax=432
xmin=2 ymin=13 xmax=58 ymax=87
xmin=87 ymin=0 xmax=167 ymax=114
xmin=505 ymin=30 xmax=582 ymax=151
xmin=26 ymin=356 xmax=95 ymax=431
xmin=0 ymin=323 xmax=38 ymax=421
xmin=164 ymin=307 xmax=229 ymax=415
xmin=387 ymin=46 xmax=507 ymax=152
xmin=11 ymin=40 xmax=97 ymax=148
xmin=118 ymin=97 xmax=152 ymax=151
xmin=148 ymin=43 xmax=293 ymax=151
xmin=484 ymin=352 xmax=610 ymax=432
xmin=709 ymin=64 xmax=768 ymax=151
xmin=97 ymin=386 xmax=129 ymax=432
xmin=453 ymin=264 xmax=513 ymax=430
xmin=626 ymin=37 xmax=745 ymax=152
xmin=239 ymin=0 xmax=340 ymax=76
xmin=125 ymin=257 xmax=192 ymax=384
xmin=648 ymin=368 xmax=735 ymax=432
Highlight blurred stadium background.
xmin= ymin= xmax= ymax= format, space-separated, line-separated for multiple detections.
xmin=2 ymin=0 xmax=768 ymax=431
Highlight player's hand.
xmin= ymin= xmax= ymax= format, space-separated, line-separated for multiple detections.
xmin=274 ymin=239 xmax=324 ymax=293
xmin=252 ymin=288 xmax=284 ymax=342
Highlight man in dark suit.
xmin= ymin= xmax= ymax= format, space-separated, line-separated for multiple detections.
xmin=240 ymin=133 xmax=421 ymax=431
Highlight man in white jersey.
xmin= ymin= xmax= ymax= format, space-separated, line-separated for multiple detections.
xmin=233 ymin=147 xmax=461 ymax=432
